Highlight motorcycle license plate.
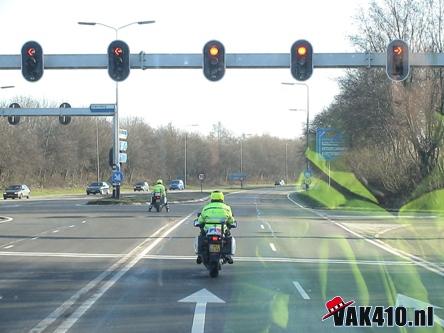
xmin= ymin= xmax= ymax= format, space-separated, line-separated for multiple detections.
xmin=209 ymin=244 xmax=220 ymax=252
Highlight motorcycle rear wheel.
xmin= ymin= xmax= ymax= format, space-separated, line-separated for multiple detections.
xmin=209 ymin=262 xmax=219 ymax=278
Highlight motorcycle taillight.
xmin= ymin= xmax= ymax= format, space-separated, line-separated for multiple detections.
xmin=211 ymin=236 xmax=219 ymax=241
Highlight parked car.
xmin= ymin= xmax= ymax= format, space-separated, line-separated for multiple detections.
xmin=274 ymin=179 xmax=285 ymax=186
xmin=86 ymin=182 xmax=110 ymax=195
xmin=3 ymin=184 xmax=31 ymax=199
xmin=169 ymin=179 xmax=184 ymax=190
xmin=134 ymin=181 xmax=149 ymax=192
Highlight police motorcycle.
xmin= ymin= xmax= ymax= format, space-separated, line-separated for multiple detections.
xmin=148 ymin=191 xmax=169 ymax=212
xmin=194 ymin=215 xmax=237 ymax=278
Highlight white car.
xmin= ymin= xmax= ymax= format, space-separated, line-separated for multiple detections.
xmin=134 ymin=181 xmax=150 ymax=192
xmin=3 ymin=184 xmax=31 ymax=199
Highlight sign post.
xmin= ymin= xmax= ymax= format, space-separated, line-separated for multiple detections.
xmin=198 ymin=173 xmax=205 ymax=193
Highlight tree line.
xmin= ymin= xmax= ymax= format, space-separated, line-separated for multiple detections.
xmin=311 ymin=0 xmax=444 ymax=208
xmin=0 ymin=97 xmax=305 ymax=189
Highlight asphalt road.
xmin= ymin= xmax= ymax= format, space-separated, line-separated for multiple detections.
xmin=0 ymin=188 xmax=443 ymax=332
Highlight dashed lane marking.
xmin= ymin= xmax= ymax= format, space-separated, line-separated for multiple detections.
xmin=293 ymin=281 xmax=310 ymax=299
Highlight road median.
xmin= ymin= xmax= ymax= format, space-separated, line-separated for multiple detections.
xmin=86 ymin=191 xmax=211 ymax=205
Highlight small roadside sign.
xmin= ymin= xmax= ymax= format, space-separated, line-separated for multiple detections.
xmin=198 ymin=173 xmax=205 ymax=181
xmin=112 ymin=170 xmax=124 ymax=184
xmin=119 ymin=153 xmax=127 ymax=163
xmin=119 ymin=129 xmax=128 ymax=140
xmin=119 ymin=141 xmax=128 ymax=152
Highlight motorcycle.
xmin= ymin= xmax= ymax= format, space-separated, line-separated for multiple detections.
xmin=194 ymin=216 xmax=237 ymax=278
xmin=148 ymin=192 xmax=169 ymax=212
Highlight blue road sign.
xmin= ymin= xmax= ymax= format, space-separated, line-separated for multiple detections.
xmin=304 ymin=170 xmax=312 ymax=178
xmin=316 ymin=128 xmax=346 ymax=161
xmin=90 ymin=104 xmax=116 ymax=113
xmin=112 ymin=170 xmax=124 ymax=184
xmin=228 ymin=172 xmax=247 ymax=181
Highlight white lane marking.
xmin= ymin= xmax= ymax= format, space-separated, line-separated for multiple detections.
xmin=3 ymin=245 xmax=13 ymax=249
xmin=28 ymin=220 xmax=172 ymax=333
xmin=293 ymin=281 xmax=310 ymax=299
xmin=260 ymin=224 xmax=265 ymax=230
xmin=69 ymin=225 xmax=75 ymax=228
xmin=375 ymin=224 xmax=406 ymax=238
xmin=32 ymin=213 xmax=194 ymax=333
xmin=52 ymin=230 xmax=59 ymax=233
xmin=81 ymin=220 xmax=86 ymax=224
xmin=269 ymin=243 xmax=277 ymax=252
xmin=31 ymin=237 xmax=39 ymax=240
xmin=0 ymin=251 xmax=420 ymax=266
xmin=0 ymin=251 xmax=121 ymax=258
xmin=287 ymin=193 xmax=444 ymax=277
xmin=0 ymin=216 xmax=14 ymax=224
xmin=178 ymin=289 xmax=225 ymax=333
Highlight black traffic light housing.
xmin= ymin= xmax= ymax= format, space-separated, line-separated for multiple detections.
xmin=21 ymin=41 xmax=44 ymax=82
xmin=203 ymin=40 xmax=225 ymax=81
xmin=290 ymin=40 xmax=313 ymax=81
xmin=8 ymin=103 xmax=21 ymax=125
xmin=108 ymin=40 xmax=130 ymax=82
xmin=386 ymin=39 xmax=410 ymax=82
xmin=59 ymin=102 xmax=72 ymax=125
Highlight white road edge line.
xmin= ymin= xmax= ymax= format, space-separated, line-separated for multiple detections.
xmin=293 ymin=281 xmax=310 ymax=299
xmin=45 ymin=212 xmax=194 ymax=333
xmin=269 ymin=243 xmax=277 ymax=252
xmin=3 ymin=245 xmax=13 ymax=249
xmin=287 ymin=193 xmax=444 ymax=277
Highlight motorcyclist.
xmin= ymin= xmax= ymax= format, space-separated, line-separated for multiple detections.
xmin=196 ymin=190 xmax=235 ymax=264
xmin=149 ymin=179 xmax=170 ymax=212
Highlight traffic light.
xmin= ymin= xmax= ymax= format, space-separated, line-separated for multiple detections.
xmin=290 ymin=40 xmax=313 ymax=81
xmin=59 ymin=103 xmax=72 ymax=125
xmin=8 ymin=103 xmax=20 ymax=125
xmin=21 ymin=41 xmax=44 ymax=82
xmin=203 ymin=40 xmax=225 ymax=81
xmin=108 ymin=40 xmax=130 ymax=82
xmin=386 ymin=39 xmax=409 ymax=81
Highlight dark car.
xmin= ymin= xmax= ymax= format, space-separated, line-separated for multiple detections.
xmin=86 ymin=182 xmax=110 ymax=195
xmin=3 ymin=184 xmax=31 ymax=199
xmin=169 ymin=179 xmax=184 ymax=190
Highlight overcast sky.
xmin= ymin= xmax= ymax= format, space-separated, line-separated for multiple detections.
xmin=0 ymin=0 xmax=369 ymax=138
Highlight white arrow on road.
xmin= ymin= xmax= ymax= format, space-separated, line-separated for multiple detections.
xmin=396 ymin=293 xmax=444 ymax=327
xmin=178 ymin=288 xmax=225 ymax=333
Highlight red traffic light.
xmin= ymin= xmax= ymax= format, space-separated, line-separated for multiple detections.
xmin=113 ymin=47 xmax=123 ymax=57
xmin=393 ymin=46 xmax=403 ymax=56
xmin=27 ymin=48 xmax=36 ymax=57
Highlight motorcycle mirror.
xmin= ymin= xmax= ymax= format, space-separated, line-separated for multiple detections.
xmin=231 ymin=221 xmax=238 ymax=229
xmin=193 ymin=219 xmax=201 ymax=227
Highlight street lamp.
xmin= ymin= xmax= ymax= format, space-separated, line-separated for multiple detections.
xmin=78 ymin=20 xmax=155 ymax=198
xmin=282 ymin=82 xmax=310 ymax=171
xmin=184 ymin=124 xmax=199 ymax=188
